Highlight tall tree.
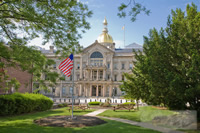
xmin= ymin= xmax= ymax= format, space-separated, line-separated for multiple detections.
xmin=122 ymin=3 xmax=200 ymax=118
xmin=0 ymin=0 xmax=92 ymax=91
xmin=118 ymin=0 xmax=150 ymax=22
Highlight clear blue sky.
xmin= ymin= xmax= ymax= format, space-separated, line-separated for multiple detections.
xmin=79 ymin=0 xmax=200 ymax=48
xmin=31 ymin=0 xmax=200 ymax=49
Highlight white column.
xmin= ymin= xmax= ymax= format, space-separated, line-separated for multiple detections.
xmin=103 ymin=69 xmax=106 ymax=80
xmin=60 ymin=81 xmax=62 ymax=98
xmin=109 ymin=85 xmax=112 ymax=97
xmin=84 ymin=84 xmax=87 ymax=97
xmin=97 ymin=69 xmax=99 ymax=80
xmin=84 ymin=70 xmax=86 ymax=80
xmin=103 ymin=85 xmax=105 ymax=97
xmin=80 ymin=56 xmax=83 ymax=79
xmin=79 ymin=84 xmax=82 ymax=96
xmin=90 ymin=70 xmax=92 ymax=80
xmin=90 ymin=85 xmax=92 ymax=96
xmin=111 ymin=54 xmax=113 ymax=81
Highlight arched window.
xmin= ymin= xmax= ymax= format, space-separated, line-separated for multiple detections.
xmin=90 ymin=51 xmax=103 ymax=66
xmin=90 ymin=51 xmax=103 ymax=58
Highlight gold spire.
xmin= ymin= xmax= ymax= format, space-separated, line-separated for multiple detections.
xmin=103 ymin=17 xmax=108 ymax=26
xmin=97 ymin=17 xmax=113 ymax=43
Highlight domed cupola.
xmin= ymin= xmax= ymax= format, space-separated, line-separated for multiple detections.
xmin=97 ymin=18 xmax=114 ymax=48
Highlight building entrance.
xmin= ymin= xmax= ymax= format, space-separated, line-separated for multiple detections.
xmin=92 ymin=85 xmax=96 ymax=96
xmin=92 ymin=85 xmax=102 ymax=96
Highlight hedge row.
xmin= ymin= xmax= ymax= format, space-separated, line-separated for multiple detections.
xmin=0 ymin=93 xmax=53 ymax=116
xmin=88 ymin=101 xmax=101 ymax=105
xmin=123 ymin=102 xmax=136 ymax=105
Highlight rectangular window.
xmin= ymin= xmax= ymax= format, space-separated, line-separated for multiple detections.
xmin=107 ymin=74 xmax=110 ymax=80
xmin=122 ymin=75 xmax=124 ymax=81
xmin=62 ymin=87 xmax=66 ymax=95
xmin=69 ymin=87 xmax=73 ymax=94
xmin=100 ymin=60 xmax=103 ymax=66
xmin=129 ymin=63 xmax=133 ymax=69
xmin=107 ymin=63 xmax=110 ymax=69
xmin=99 ymin=70 xmax=103 ymax=79
xmin=114 ymin=63 xmax=117 ymax=69
xmin=93 ymin=70 xmax=97 ymax=80
xmin=122 ymin=63 xmax=125 ymax=70
xmin=114 ymin=75 xmax=117 ymax=81
xmin=52 ymin=87 xmax=56 ymax=93
xmin=114 ymin=87 xmax=117 ymax=96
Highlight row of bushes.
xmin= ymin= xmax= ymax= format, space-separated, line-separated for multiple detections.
xmin=0 ymin=93 xmax=53 ymax=116
xmin=88 ymin=101 xmax=135 ymax=106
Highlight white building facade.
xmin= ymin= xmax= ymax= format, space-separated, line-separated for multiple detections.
xmin=40 ymin=18 xmax=142 ymax=98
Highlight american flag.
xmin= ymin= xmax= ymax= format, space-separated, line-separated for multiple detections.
xmin=59 ymin=54 xmax=73 ymax=77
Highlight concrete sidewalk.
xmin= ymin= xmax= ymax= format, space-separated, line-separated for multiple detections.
xmin=84 ymin=109 xmax=108 ymax=116
xmin=85 ymin=109 xmax=184 ymax=133
xmin=98 ymin=116 xmax=183 ymax=133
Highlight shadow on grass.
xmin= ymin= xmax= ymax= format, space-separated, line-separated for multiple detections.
xmin=70 ymin=110 xmax=94 ymax=113
xmin=0 ymin=119 xmax=160 ymax=133
xmin=0 ymin=108 xmax=94 ymax=122
xmin=113 ymin=110 xmax=137 ymax=112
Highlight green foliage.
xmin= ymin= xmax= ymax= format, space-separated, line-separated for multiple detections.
xmin=123 ymin=102 xmax=136 ymax=106
xmin=0 ymin=1 xmax=92 ymax=91
xmin=58 ymin=103 xmax=68 ymax=108
xmin=118 ymin=0 xmax=150 ymax=22
xmin=100 ymin=98 xmax=112 ymax=107
xmin=88 ymin=101 xmax=101 ymax=105
xmin=0 ymin=108 xmax=159 ymax=133
xmin=0 ymin=93 xmax=53 ymax=116
xmin=121 ymin=3 xmax=200 ymax=118
xmin=100 ymin=102 xmax=111 ymax=107
xmin=98 ymin=106 xmax=175 ymax=123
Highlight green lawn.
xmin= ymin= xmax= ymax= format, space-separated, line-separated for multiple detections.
xmin=0 ymin=107 xmax=160 ymax=133
xmin=98 ymin=106 xmax=175 ymax=122
xmin=180 ymin=130 xmax=200 ymax=133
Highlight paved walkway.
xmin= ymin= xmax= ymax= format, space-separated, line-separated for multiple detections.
xmin=84 ymin=109 xmax=108 ymax=116
xmin=85 ymin=109 xmax=184 ymax=133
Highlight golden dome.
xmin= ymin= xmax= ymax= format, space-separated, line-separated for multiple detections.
xmin=98 ymin=33 xmax=113 ymax=43
xmin=97 ymin=17 xmax=113 ymax=43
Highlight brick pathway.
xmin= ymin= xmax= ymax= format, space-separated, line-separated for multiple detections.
xmin=85 ymin=109 xmax=184 ymax=133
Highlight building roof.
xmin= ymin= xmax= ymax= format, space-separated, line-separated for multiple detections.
xmin=115 ymin=42 xmax=143 ymax=53
xmin=125 ymin=43 xmax=143 ymax=49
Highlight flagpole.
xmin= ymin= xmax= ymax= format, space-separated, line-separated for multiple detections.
xmin=124 ymin=24 xmax=125 ymax=48
xmin=60 ymin=79 xmax=62 ymax=98
xmin=71 ymin=55 xmax=75 ymax=119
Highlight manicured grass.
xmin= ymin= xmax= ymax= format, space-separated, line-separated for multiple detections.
xmin=98 ymin=106 xmax=175 ymax=122
xmin=0 ymin=107 xmax=160 ymax=133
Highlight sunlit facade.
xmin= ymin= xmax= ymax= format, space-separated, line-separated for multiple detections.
xmin=39 ymin=18 xmax=142 ymax=98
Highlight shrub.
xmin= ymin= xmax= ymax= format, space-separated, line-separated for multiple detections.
xmin=0 ymin=93 xmax=53 ymax=116
xmin=58 ymin=103 xmax=68 ymax=107
xmin=100 ymin=102 xmax=111 ymax=107
xmin=123 ymin=102 xmax=136 ymax=106
xmin=88 ymin=101 xmax=101 ymax=105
